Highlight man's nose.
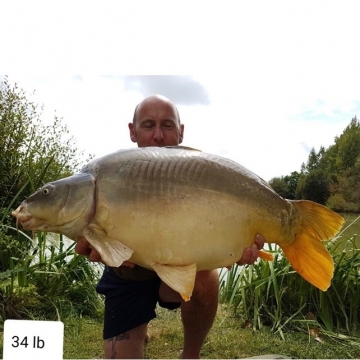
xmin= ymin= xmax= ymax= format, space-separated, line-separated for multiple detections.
xmin=153 ymin=125 xmax=164 ymax=141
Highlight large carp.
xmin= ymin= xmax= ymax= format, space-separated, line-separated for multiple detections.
xmin=12 ymin=146 xmax=344 ymax=300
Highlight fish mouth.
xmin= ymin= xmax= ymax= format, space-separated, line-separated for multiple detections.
xmin=12 ymin=203 xmax=39 ymax=230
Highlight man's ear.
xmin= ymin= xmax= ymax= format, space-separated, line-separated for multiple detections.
xmin=179 ymin=124 xmax=184 ymax=144
xmin=128 ymin=123 xmax=137 ymax=143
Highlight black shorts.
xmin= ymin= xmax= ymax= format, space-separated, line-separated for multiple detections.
xmin=96 ymin=266 xmax=181 ymax=340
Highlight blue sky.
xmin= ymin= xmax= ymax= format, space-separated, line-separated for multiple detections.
xmin=1 ymin=1 xmax=360 ymax=181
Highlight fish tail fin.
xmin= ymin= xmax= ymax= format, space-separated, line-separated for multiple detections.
xmin=292 ymin=200 xmax=344 ymax=241
xmin=280 ymin=200 xmax=344 ymax=291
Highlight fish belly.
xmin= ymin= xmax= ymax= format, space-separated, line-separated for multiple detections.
xmin=96 ymin=190 xmax=265 ymax=271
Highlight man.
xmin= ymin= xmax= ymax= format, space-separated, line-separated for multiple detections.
xmin=75 ymin=94 xmax=265 ymax=359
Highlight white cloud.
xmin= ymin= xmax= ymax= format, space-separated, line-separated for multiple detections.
xmin=5 ymin=70 xmax=357 ymax=182
xmin=121 ymin=76 xmax=210 ymax=105
xmin=2 ymin=1 xmax=360 ymax=180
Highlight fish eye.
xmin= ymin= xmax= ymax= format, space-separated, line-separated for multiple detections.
xmin=43 ymin=188 xmax=50 ymax=195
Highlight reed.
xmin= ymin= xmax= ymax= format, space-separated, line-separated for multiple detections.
xmin=219 ymin=227 xmax=360 ymax=344
xmin=0 ymin=226 xmax=103 ymax=323
xmin=0 ymin=154 xmax=103 ymax=326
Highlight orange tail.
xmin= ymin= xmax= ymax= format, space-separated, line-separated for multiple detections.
xmin=280 ymin=200 xmax=344 ymax=291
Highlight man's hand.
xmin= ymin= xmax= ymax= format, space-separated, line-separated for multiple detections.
xmin=74 ymin=238 xmax=136 ymax=267
xmin=236 ymin=233 xmax=265 ymax=266
xmin=75 ymin=237 xmax=103 ymax=262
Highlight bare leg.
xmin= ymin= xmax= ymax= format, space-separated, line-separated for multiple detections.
xmin=159 ymin=269 xmax=219 ymax=359
xmin=104 ymin=323 xmax=148 ymax=359
xmin=181 ymin=270 xmax=219 ymax=358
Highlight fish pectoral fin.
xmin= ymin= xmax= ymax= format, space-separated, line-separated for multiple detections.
xmin=84 ymin=227 xmax=134 ymax=267
xmin=258 ymin=250 xmax=274 ymax=261
xmin=152 ymin=263 xmax=197 ymax=301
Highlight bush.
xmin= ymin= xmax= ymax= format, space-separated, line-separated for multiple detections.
xmin=327 ymin=193 xmax=359 ymax=212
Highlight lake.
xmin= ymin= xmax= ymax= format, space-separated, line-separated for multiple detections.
xmin=331 ymin=212 xmax=360 ymax=250
xmin=338 ymin=213 xmax=360 ymax=237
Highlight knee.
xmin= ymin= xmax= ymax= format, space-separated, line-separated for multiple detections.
xmin=104 ymin=324 xmax=149 ymax=358
xmin=192 ymin=269 xmax=219 ymax=302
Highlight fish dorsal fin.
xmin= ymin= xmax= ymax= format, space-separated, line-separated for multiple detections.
xmin=165 ymin=145 xmax=202 ymax=152
xmin=152 ymin=263 xmax=197 ymax=301
xmin=84 ymin=226 xmax=134 ymax=267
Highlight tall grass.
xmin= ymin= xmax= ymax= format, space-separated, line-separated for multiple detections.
xmin=0 ymin=226 xmax=104 ymax=324
xmin=0 ymin=154 xmax=103 ymax=327
xmin=220 ymin=231 xmax=360 ymax=341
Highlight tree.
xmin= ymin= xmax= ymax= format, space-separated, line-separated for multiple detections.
xmin=297 ymin=169 xmax=330 ymax=205
xmin=283 ymin=171 xmax=301 ymax=199
xmin=279 ymin=116 xmax=360 ymax=211
xmin=268 ymin=177 xmax=288 ymax=198
xmin=327 ymin=159 xmax=360 ymax=212
xmin=334 ymin=116 xmax=360 ymax=171
xmin=317 ymin=117 xmax=360 ymax=175
xmin=301 ymin=146 xmax=326 ymax=175
xmin=0 ymin=77 xmax=91 ymax=214
xmin=0 ymin=76 xmax=93 ymax=272
xmin=0 ymin=78 xmax=102 ymax=320
xmin=269 ymin=171 xmax=300 ymax=199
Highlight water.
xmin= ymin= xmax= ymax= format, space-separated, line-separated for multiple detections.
xmin=336 ymin=212 xmax=360 ymax=242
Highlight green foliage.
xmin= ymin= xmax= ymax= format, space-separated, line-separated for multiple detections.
xmin=297 ymin=169 xmax=331 ymax=204
xmin=0 ymin=76 xmax=93 ymax=267
xmin=269 ymin=171 xmax=300 ymax=200
xmin=268 ymin=177 xmax=288 ymax=198
xmin=0 ymin=77 xmax=99 ymax=324
xmin=283 ymin=171 xmax=301 ymax=199
xmin=0 ymin=76 xmax=91 ymax=217
xmin=0 ymin=228 xmax=104 ymax=322
xmin=313 ymin=117 xmax=360 ymax=179
xmin=328 ymin=162 xmax=360 ymax=212
xmin=334 ymin=117 xmax=360 ymax=172
xmin=219 ymin=233 xmax=360 ymax=340
xmin=301 ymin=146 xmax=325 ymax=174
xmin=327 ymin=193 xmax=356 ymax=212
xmin=273 ymin=116 xmax=360 ymax=211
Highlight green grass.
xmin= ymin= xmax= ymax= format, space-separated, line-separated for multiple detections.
xmin=2 ymin=305 xmax=359 ymax=359
xmin=0 ymin=230 xmax=103 ymax=322
xmin=219 ymin=231 xmax=360 ymax=337
xmin=62 ymin=317 xmax=105 ymax=359
xmin=146 ymin=305 xmax=360 ymax=359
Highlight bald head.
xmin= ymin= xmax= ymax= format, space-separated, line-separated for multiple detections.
xmin=128 ymin=94 xmax=184 ymax=147
xmin=132 ymin=95 xmax=181 ymax=126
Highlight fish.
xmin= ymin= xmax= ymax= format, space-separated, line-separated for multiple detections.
xmin=12 ymin=146 xmax=344 ymax=301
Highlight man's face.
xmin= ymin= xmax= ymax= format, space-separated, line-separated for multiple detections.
xmin=128 ymin=97 xmax=184 ymax=147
